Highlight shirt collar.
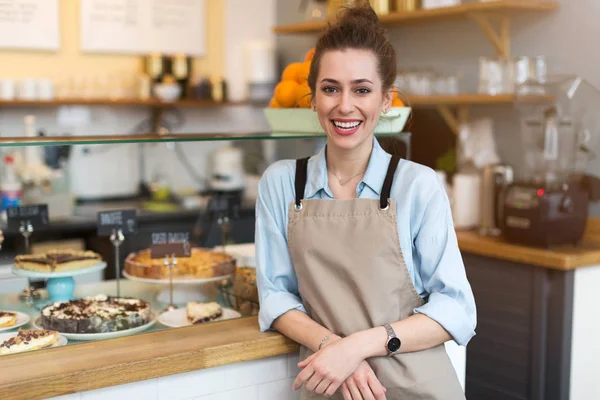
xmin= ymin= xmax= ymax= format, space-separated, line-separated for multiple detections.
xmin=305 ymin=137 xmax=392 ymax=198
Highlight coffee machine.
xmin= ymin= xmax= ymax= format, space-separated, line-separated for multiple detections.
xmin=503 ymin=76 xmax=600 ymax=247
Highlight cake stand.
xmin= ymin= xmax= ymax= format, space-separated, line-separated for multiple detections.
xmin=11 ymin=262 xmax=108 ymax=303
xmin=122 ymin=271 xmax=231 ymax=304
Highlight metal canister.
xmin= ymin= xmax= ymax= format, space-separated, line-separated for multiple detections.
xmin=396 ymin=0 xmax=419 ymax=12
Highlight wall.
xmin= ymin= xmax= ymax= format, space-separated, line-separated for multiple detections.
xmin=275 ymin=0 xmax=600 ymax=214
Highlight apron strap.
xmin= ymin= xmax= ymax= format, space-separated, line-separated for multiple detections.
xmin=380 ymin=155 xmax=401 ymax=209
xmin=295 ymin=157 xmax=310 ymax=208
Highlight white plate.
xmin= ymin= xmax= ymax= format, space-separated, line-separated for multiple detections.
xmin=11 ymin=262 xmax=107 ymax=279
xmin=0 ymin=331 xmax=68 ymax=354
xmin=0 ymin=312 xmax=31 ymax=332
xmin=159 ymin=307 xmax=241 ymax=328
xmin=33 ymin=313 xmax=157 ymax=341
xmin=123 ymin=271 xmax=231 ymax=285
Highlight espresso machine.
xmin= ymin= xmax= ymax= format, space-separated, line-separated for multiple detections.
xmin=502 ymin=76 xmax=600 ymax=247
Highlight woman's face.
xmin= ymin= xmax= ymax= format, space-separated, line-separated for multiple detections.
xmin=313 ymin=49 xmax=392 ymax=152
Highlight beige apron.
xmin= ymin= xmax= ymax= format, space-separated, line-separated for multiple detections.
xmin=288 ymin=156 xmax=465 ymax=400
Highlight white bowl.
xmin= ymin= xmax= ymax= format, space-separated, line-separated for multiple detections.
xmin=153 ymin=83 xmax=182 ymax=102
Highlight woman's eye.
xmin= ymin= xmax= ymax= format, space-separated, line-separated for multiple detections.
xmin=321 ymin=86 xmax=338 ymax=93
xmin=355 ymin=88 xmax=370 ymax=94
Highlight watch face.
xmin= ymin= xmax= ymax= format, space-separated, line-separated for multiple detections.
xmin=387 ymin=337 xmax=401 ymax=353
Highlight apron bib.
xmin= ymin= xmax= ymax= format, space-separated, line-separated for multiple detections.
xmin=288 ymin=156 xmax=465 ymax=400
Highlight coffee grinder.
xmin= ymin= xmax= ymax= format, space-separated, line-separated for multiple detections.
xmin=503 ymin=75 xmax=600 ymax=248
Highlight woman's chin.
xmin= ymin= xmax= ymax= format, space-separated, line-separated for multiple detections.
xmin=326 ymin=130 xmax=370 ymax=151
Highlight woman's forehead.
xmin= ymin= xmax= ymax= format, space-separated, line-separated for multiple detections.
xmin=318 ymin=49 xmax=380 ymax=83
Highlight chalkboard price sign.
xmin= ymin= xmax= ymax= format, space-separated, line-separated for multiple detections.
xmin=7 ymin=204 xmax=49 ymax=232
xmin=97 ymin=210 xmax=137 ymax=236
xmin=150 ymin=232 xmax=191 ymax=259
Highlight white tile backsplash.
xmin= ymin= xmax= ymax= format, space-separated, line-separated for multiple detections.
xmin=46 ymin=394 xmax=81 ymax=400
xmin=287 ymin=352 xmax=301 ymax=378
xmin=258 ymin=378 xmax=300 ymax=400
xmin=223 ymin=354 xmax=288 ymax=390
xmin=80 ymin=379 xmax=158 ymax=400
xmin=193 ymin=386 xmax=258 ymax=400
xmin=157 ymin=365 xmax=227 ymax=400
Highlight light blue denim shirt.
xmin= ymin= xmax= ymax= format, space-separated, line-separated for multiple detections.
xmin=255 ymin=138 xmax=477 ymax=346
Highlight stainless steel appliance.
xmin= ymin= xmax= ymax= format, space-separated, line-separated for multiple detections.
xmin=479 ymin=164 xmax=513 ymax=236
xmin=503 ymin=75 xmax=600 ymax=247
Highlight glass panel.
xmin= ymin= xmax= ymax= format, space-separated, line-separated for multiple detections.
xmin=0 ymin=131 xmax=405 ymax=147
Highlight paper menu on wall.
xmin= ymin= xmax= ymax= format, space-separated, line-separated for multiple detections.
xmin=0 ymin=0 xmax=59 ymax=51
xmin=80 ymin=0 xmax=206 ymax=56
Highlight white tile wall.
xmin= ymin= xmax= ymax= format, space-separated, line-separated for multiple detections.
xmin=258 ymin=378 xmax=300 ymax=400
xmin=80 ymin=379 xmax=158 ymax=400
xmin=46 ymin=394 xmax=81 ymax=400
xmin=156 ymin=364 xmax=227 ymax=400
xmin=223 ymin=354 xmax=288 ymax=391
xmin=193 ymin=386 xmax=258 ymax=400
xmin=287 ymin=352 xmax=301 ymax=379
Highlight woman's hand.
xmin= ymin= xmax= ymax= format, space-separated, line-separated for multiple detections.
xmin=292 ymin=337 xmax=362 ymax=397
xmin=339 ymin=361 xmax=387 ymax=400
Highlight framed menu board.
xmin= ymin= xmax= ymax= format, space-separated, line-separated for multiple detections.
xmin=80 ymin=0 xmax=206 ymax=55
xmin=0 ymin=0 xmax=59 ymax=51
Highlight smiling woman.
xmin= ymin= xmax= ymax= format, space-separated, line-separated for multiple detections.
xmin=255 ymin=4 xmax=476 ymax=400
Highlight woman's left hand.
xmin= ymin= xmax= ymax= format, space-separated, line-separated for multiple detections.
xmin=292 ymin=337 xmax=363 ymax=396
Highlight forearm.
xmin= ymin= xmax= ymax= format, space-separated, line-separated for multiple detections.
xmin=273 ymin=310 xmax=342 ymax=352
xmin=350 ymin=314 xmax=452 ymax=359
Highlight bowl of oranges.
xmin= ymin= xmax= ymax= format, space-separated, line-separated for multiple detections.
xmin=264 ymin=48 xmax=411 ymax=135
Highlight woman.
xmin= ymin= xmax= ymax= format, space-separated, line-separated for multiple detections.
xmin=255 ymin=5 xmax=476 ymax=400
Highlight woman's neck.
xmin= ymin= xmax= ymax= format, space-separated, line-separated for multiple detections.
xmin=326 ymin=137 xmax=374 ymax=179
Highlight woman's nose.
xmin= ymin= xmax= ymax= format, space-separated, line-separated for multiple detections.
xmin=337 ymin=92 xmax=354 ymax=114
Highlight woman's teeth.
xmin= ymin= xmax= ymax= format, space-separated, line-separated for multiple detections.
xmin=333 ymin=121 xmax=361 ymax=129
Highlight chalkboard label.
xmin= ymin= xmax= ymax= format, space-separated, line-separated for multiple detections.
xmin=97 ymin=210 xmax=137 ymax=236
xmin=7 ymin=204 xmax=49 ymax=232
xmin=150 ymin=232 xmax=191 ymax=259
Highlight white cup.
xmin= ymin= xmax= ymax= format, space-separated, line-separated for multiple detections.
xmin=0 ymin=80 xmax=15 ymax=100
xmin=37 ymin=79 xmax=55 ymax=100
xmin=17 ymin=79 xmax=37 ymax=100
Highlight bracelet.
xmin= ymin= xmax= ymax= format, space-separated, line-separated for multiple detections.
xmin=318 ymin=335 xmax=329 ymax=350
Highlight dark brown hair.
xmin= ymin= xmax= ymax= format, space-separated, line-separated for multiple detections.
xmin=308 ymin=3 xmax=397 ymax=97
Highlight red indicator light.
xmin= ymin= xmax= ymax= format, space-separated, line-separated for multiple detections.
xmin=537 ymin=188 xmax=545 ymax=197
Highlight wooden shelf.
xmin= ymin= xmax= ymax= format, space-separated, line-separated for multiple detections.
xmin=0 ymin=98 xmax=251 ymax=108
xmin=406 ymin=93 xmax=552 ymax=106
xmin=273 ymin=1 xmax=558 ymax=34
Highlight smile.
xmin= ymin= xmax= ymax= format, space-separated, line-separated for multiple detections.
xmin=331 ymin=120 xmax=362 ymax=134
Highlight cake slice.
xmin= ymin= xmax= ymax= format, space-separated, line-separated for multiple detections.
xmin=186 ymin=302 xmax=223 ymax=324
xmin=0 ymin=329 xmax=59 ymax=355
xmin=0 ymin=312 xmax=17 ymax=328
xmin=15 ymin=250 xmax=102 ymax=273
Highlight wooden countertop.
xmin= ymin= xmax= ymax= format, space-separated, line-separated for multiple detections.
xmin=457 ymin=219 xmax=600 ymax=270
xmin=0 ymin=316 xmax=299 ymax=400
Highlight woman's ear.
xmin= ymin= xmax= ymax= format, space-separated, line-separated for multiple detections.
xmin=383 ymin=89 xmax=393 ymax=111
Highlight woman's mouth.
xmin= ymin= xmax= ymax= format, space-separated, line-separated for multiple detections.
xmin=331 ymin=119 xmax=362 ymax=136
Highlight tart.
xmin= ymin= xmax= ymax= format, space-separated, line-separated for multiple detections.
xmin=0 ymin=311 xmax=17 ymax=328
xmin=125 ymin=248 xmax=236 ymax=280
xmin=0 ymin=328 xmax=58 ymax=355
xmin=40 ymin=295 xmax=151 ymax=334
xmin=186 ymin=302 xmax=223 ymax=324
xmin=15 ymin=249 xmax=102 ymax=273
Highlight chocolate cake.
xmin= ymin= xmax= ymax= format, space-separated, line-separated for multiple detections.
xmin=15 ymin=249 xmax=102 ymax=273
xmin=40 ymin=295 xmax=151 ymax=334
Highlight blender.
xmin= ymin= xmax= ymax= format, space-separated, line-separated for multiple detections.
xmin=502 ymin=75 xmax=600 ymax=247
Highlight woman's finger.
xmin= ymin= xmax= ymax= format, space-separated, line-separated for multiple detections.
xmin=314 ymin=378 xmax=332 ymax=395
xmin=357 ymin=377 xmax=375 ymax=400
xmin=340 ymin=382 xmax=352 ymax=400
xmin=298 ymin=352 xmax=317 ymax=368
xmin=347 ymin=378 xmax=364 ymax=400
xmin=292 ymin=366 xmax=314 ymax=391
xmin=367 ymin=373 xmax=387 ymax=400
xmin=305 ymin=372 xmax=324 ymax=393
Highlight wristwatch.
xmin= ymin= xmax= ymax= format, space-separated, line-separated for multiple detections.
xmin=383 ymin=324 xmax=401 ymax=356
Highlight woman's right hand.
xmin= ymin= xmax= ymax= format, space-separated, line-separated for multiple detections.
xmin=339 ymin=360 xmax=387 ymax=400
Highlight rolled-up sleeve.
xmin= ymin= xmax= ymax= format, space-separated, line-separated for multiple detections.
xmin=255 ymin=167 xmax=306 ymax=332
xmin=412 ymin=183 xmax=477 ymax=346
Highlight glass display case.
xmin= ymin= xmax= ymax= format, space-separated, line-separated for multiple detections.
xmin=0 ymin=130 xmax=411 ymax=357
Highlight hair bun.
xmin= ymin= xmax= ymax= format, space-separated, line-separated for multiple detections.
xmin=336 ymin=3 xmax=380 ymax=29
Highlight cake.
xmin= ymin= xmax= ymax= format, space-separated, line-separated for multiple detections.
xmin=40 ymin=295 xmax=151 ymax=334
xmin=0 ymin=311 xmax=17 ymax=328
xmin=125 ymin=248 xmax=236 ymax=280
xmin=0 ymin=329 xmax=59 ymax=355
xmin=15 ymin=249 xmax=102 ymax=273
xmin=231 ymin=267 xmax=259 ymax=316
xmin=186 ymin=302 xmax=223 ymax=324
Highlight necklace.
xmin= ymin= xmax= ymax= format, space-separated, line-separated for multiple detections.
xmin=332 ymin=168 xmax=367 ymax=186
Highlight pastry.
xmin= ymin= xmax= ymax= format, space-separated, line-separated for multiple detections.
xmin=41 ymin=295 xmax=151 ymax=334
xmin=125 ymin=248 xmax=236 ymax=280
xmin=15 ymin=249 xmax=102 ymax=273
xmin=186 ymin=302 xmax=223 ymax=324
xmin=0 ymin=311 xmax=17 ymax=328
xmin=0 ymin=329 xmax=58 ymax=355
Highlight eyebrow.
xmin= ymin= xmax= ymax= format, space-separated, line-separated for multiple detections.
xmin=320 ymin=78 xmax=373 ymax=85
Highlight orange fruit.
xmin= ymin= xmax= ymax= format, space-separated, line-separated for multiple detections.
xmin=296 ymin=82 xmax=312 ymax=108
xmin=304 ymin=48 xmax=316 ymax=62
xmin=296 ymin=61 xmax=311 ymax=84
xmin=281 ymin=62 xmax=303 ymax=82
xmin=392 ymin=97 xmax=404 ymax=107
xmin=274 ymin=80 xmax=300 ymax=108
xmin=269 ymin=97 xmax=280 ymax=108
